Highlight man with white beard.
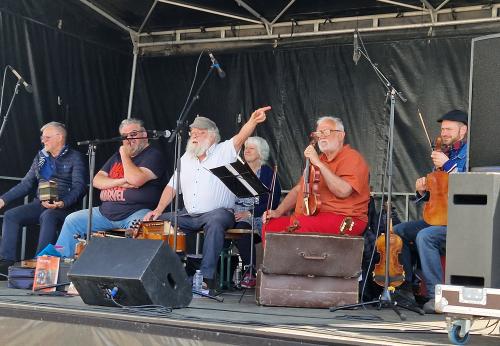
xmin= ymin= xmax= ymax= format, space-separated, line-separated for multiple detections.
xmin=144 ymin=106 xmax=271 ymax=290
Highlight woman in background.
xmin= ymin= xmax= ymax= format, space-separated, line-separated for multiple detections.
xmin=233 ymin=136 xmax=281 ymax=288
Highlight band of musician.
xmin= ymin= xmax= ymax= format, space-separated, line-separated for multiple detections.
xmin=0 ymin=107 xmax=468 ymax=314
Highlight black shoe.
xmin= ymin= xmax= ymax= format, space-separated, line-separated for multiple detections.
xmin=203 ymin=278 xmax=217 ymax=289
xmin=395 ymin=287 xmax=416 ymax=305
xmin=203 ymin=278 xmax=222 ymax=296
xmin=0 ymin=259 xmax=15 ymax=281
xmin=423 ymin=299 xmax=437 ymax=314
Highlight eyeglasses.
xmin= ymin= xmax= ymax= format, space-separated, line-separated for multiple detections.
xmin=312 ymin=129 xmax=343 ymax=138
xmin=120 ymin=130 xmax=143 ymax=139
xmin=40 ymin=134 xmax=60 ymax=141
xmin=189 ymin=130 xmax=208 ymax=137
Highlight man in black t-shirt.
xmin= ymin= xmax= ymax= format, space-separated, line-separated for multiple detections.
xmin=55 ymin=118 xmax=165 ymax=258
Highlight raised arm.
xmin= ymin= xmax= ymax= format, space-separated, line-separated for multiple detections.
xmin=232 ymin=106 xmax=271 ymax=152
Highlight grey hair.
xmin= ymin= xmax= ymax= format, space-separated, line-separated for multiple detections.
xmin=208 ymin=128 xmax=221 ymax=144
xmin=316 ymin=116 xmax=344 ymax=132
xmin=119 ymin=118 xmax=145 ymax=133
xmin=245 ymin=136 xmax=270 ymax=163
xmin=40 ymin=121 xmax=67 ymax=139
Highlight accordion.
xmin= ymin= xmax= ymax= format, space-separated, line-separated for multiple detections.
xmin=38 ymin=180 xmax=58 ymax=202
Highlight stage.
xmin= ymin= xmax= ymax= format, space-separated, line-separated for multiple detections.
xmin=0 ymin=283 xmax=498 ymax=345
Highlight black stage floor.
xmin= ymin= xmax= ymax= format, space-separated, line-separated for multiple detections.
xmin=0 ymin=283 xmax=498 ymax=345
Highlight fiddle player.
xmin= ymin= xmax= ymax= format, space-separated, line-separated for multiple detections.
xmin=394 ymin=109 xmax=468 ymax=314
xmin=232 ymin=136 xmax=281 ymax=288
xmin=262 ymin=116 xmax=370 ymax=240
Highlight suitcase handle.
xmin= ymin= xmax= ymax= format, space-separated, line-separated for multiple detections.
xmin=299 ymin=252 xmax=328 ymax=260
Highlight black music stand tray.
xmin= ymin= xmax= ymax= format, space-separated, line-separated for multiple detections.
xmin=209 ymin=156 xmax=269 ymax=290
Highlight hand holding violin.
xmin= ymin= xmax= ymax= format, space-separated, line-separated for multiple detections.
xmin=304 ymin=145 xmax=321 ymax=166
xmin=431 ymin=150 xmax=448 ymax=169
xmin=415 ymin=177 xmax=427 ymax=195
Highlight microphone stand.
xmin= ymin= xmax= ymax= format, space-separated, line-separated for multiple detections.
xmin=0 ymin=80 xmax=21 ymax=142
xmin=77 ymin=136 xmax=124 ymax=244
xmin=330 ymin=33 xmax=423 ymax=320
xmin=168 ymin=63 xmax=215 ymax=252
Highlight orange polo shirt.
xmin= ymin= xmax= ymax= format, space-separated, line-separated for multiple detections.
xmin=294 ymin=144 xmax=370 ymax=222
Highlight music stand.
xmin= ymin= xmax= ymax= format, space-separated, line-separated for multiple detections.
xmin=209 ymin=156 xmax=269 ymax=290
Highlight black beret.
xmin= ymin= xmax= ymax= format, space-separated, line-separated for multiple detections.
xmin=437 ymin=109 xmax=468 ymax=125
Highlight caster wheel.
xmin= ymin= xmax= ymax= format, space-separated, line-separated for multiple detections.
xmin=448 ymin=324 xmax=471 ymax=345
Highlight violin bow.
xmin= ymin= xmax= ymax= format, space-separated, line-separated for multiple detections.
xmin=268 ymin=164 xmax=278 ymax=209
xmin=417 ymin=108 xmax=434 ymax=151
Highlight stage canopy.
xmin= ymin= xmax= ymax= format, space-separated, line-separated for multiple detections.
xmin=1 ymin=0 xmax=500 ymax=219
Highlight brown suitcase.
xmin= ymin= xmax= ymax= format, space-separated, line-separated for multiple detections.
xmin=256 ymin=271 xmax=359 ymax=308
xmin=261 ymin=233 xmax=364 ymax=278
xmin=256 ymin=233 xmax=364 ymax=308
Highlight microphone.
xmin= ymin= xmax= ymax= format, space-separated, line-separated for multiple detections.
xmin=7 ymin=66 xmax=33 ymax=93
xmin=353 ymin=31 xmax=361 ymax=66
xmin=208 ymin=52 xmax=226 ymax=79
xmin=146 ymin=129 xmax=172 ymax=138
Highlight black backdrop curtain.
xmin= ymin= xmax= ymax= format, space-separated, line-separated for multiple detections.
xmin=134 ymin=36 xmax=470 ymax=221
xmin=1 ymin=6 xmax=475 ymax=220
xmin=0 ymin=9 xmax=131 ymax=182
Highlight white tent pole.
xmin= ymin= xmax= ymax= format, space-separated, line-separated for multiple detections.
xmin=127 ymin=48 xmax=139 ymax=118
xmin=79 ymin=0 xmax=135 ymax=34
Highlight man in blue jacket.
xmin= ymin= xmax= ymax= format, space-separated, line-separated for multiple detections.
xmin=0 ymin=122 xmax=87 ymax=277
xmin=394 ymin=110 xmax=468 ymax=313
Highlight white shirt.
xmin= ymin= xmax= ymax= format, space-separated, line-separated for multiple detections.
xmin=168 ymin=139 xmax=237 ymax=214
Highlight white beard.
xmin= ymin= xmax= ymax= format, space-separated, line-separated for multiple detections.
xmin=318 ymin=140 xmax=332 ymax=153
xmin=186 ymin=137 xmax=211 ymax=158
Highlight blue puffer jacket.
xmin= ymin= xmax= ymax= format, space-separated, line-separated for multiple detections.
xmin=1 ymin=147 xmax=88 ymax=209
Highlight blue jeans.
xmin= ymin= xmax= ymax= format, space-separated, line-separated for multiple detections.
xmin=55 ymin=207 xmax=150 ymax=258
xmin=416 ymin=225 xmax=447 ymax=298
xmin=159 ymin=208 xmax=235 ymax=280
xmin=394 ymin=219 xmax=446 ymax=298
xmin=0 ymin=200 xmax=71 ymax=261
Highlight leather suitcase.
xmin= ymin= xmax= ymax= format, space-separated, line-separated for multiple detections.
xmin=256 ymin=271 xmax=358 ymax=308
xmin=256 ymin=233 xmax=364 ymax=308
xmin=261 ymin=233 xmax=364 ymax=278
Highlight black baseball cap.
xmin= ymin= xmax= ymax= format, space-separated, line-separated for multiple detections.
xmin=437 ymin=109 xmax=468 ymax=125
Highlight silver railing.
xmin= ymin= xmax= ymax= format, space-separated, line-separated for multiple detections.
xmin=0 ymin=174 xmax=416 ymax=259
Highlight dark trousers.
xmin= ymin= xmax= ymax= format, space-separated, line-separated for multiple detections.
xmin=0 ymin=200 xmax=71 ymax=261
xmin=159 ymin=208 xmax=235 ymax=280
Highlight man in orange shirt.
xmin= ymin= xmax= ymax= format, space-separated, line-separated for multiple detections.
xmin=262 ymin=116 xmax=370 ymax=241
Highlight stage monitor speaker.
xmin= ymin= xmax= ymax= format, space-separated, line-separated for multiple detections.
xmin=68 ymin=237 xmax=192 ymax=308
xmin=468 ymin=34 xmax=500 ymax=171
xmin=446 ymin=173 xmax=500 ymax=288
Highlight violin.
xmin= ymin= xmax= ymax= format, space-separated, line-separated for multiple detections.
xmin=302 ymin=135 xmax=321 ymax=216
xmin=423 ymin=136 xmax=449 ymax=226
xmin=373 ymin=217 xmax=405 ymax=288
